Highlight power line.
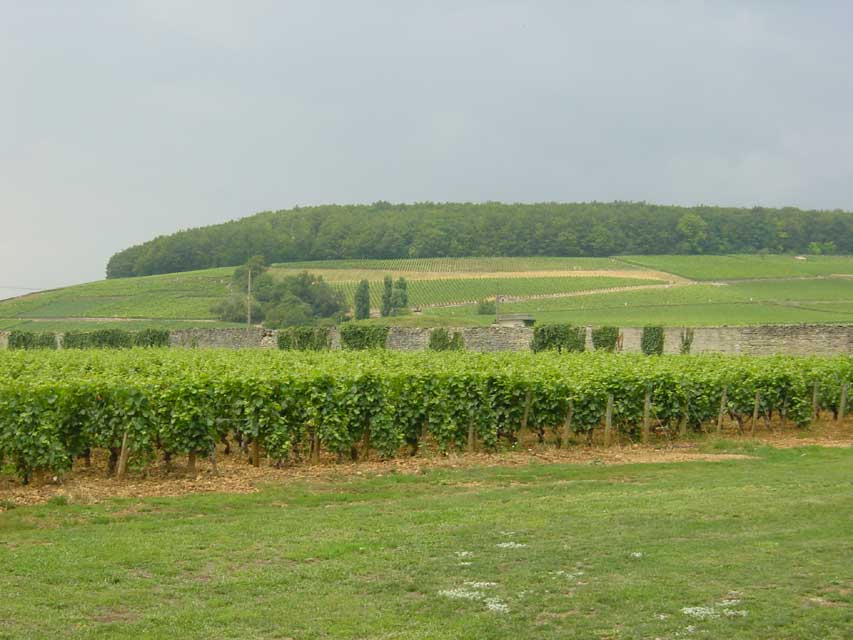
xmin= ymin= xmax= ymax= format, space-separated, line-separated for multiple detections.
xmin=0 ymin=285 xmax=42 ymax=291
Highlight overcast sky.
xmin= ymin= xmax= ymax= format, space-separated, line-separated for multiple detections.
xmin=2 ymin=1 xmax=852 ymax=299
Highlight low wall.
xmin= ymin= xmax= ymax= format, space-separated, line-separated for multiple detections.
xmin=170 ymin=328 xmax=272 ymax=349
xmin=384 ymin=327 xmax=534 ymax=352
xmin=1 ymin=325 xmax=850 ymax=355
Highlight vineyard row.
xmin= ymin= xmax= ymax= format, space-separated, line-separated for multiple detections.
xmin=0 ymin=350 xmax=850 ymax=482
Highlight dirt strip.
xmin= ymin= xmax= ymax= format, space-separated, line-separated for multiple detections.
xmin=3 ymin=422 xmax=851 ymax=509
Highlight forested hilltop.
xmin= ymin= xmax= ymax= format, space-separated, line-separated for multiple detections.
xmin=107 ymin=202 xmax=852 ymax=278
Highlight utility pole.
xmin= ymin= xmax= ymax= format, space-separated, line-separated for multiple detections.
xmin=247 ymin=267 xmax=252 ymax=332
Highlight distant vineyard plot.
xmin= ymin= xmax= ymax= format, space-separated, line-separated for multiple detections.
xmin=620 ymin=254 xmax=853 ymax=280
xmin=428 ymin=279 xmax=853 ymax=327
xmin=1 ymin=255 xmax=851 ymax=330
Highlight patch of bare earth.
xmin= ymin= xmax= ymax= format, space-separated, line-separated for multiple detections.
xmin=1 ymin=421 xmax=849 ymax=509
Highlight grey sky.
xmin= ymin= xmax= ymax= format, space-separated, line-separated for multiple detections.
xmin=2 ymin=1 xmax=852 ymax=299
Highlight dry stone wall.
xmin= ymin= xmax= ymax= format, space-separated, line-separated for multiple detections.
xmin=0 ymin=325 xmax=850 ymax=355
xmin=170 ymin=328 xmax=271 ymax=349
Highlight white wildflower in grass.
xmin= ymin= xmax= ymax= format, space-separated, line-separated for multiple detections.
xmin=551 ymin=570 xmax=584 ymax=579
xmin=464 ymin=581 xmax=497 ymax=589
xmin=458 ymin=561 xmax=473 ymax=567
xmin=717 ymin=599 xmax=742 ymax=607
xmin=438 ymin=588 xmax=483 ymax=601
xmin=722 ymin=609 xmax=748 ymax=617
xmin=496 ymin=542 xmax=527 ymax=549
xmin=498 ymin=530 xmax=516 ymax=536
xmin=629 ymin=552 xmax=644 ymax=558
xmin=454 ymin=551 xmax=474 ymax=558
xmin=653 ymin=613 xmax=669 ymax=620
xmin=484 ymin=597 xmax=509 ymax=614
xmin=681 ymin=606 xmax=719 ymax=620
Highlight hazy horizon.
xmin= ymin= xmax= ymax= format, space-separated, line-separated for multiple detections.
xmin=3 ymin=1 xmax=852 ymax=300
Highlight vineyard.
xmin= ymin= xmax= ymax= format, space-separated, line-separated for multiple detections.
xmin=1 ymin=350 xmax=850 ymax=483
xmin=333 ymin=275 xmax=659 ymax=308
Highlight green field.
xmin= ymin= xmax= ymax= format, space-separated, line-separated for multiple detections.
xmin=620 ymin=254 xmax=853 ymax=280
xmin=421 ymin=280 xmax=853 ymax=327
xmin=1 ymin=445 xmax=850 ymax=639
xmin=1 ymin=255 xmax=851 ymax=331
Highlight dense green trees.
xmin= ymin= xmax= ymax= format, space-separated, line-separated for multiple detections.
xmin=106 ymin=202 xmax=853 ymax=278
xmin=213 ymin=259 xmax=344 ymax=327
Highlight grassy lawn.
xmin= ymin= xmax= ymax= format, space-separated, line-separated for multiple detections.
xmin=1 ymin=445 xmax=850 ymax=639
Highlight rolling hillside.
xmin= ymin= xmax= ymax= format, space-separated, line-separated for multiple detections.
xmin=1 ymin=254 xmax=852 ymax=331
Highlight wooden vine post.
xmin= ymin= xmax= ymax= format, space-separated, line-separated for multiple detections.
xmin=678 ymin=401 xmax=688 ymax=438
xmin=812 ymin=381 xmax=820 ymax=422
xmin=187 ymin=452 xmax=196 ymax=473
xmin=520 ymin=390 xmax=532 ymax=433
xmin=604 ymin=393 xmax=614 ymax=447
xmin=561 ymin=399 xmax=574 ymax=448
xmin=115 ymin=431 xmax=130 ymax=480
xmin=467 ymin=420 xmax=476 ymax=452
xmin=716 ymin=386 xmax=728 ymax=436
xmin=311 ymin=428 xmax=320 ymax=464
xmin=642 ymin=389 xmax=651 ymax=444
xmin=751 ymin=390 xmax=760 ymax=437
xmin=840 ymin=383 xmax=849 ymax=421
xmin=253 ymin=438 xmax=261 ymax=467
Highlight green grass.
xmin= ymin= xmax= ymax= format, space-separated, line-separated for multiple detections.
xmin=1 ymin=446 xmax=850 ymax=639
xmin=620 ymin=254 xmax=853 ymax=280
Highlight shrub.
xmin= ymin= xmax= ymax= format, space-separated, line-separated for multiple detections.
xmin=679 ymin=328 xmax=694 ymax=355
xmin=428 ymin=328 xmax=464 ymax=351
xmin=277 ymin=326 xmax=331 ymax=351
xmin=340 ymin=325 xmax=389 ymax=350
xmin=477 ymin=299 xmax=496 ymax=315
xmin=63 ymin=329 xmax=135 ymax=349
xmin=531 ymin=324 xmax=585 ymax=353
xmin=591 ymin=326 xmax=620 ymax=352
xmin=134 ymin=329 xmax=171 ymax=348
xmin=8 ymin=331 xmax=56 ymax=350
xmin=642 ymin=326 xmax=665 ymax=355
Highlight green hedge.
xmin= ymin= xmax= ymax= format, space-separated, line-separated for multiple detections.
xmin=642 ymin=326 xmax=665 ymax=355
xmin=679 ymin=328 xmax=694 ymax=355
xmin=277 ymin=326 xmax=332 ymax=351
xmin=339 ymin=325 xmax=389 ymax=350
xmin=62 ymin=329 xmax=170 ymax=349
xmin=531 ymin=324 xmax=585 ymax=353
xmin=428 ymin=328 xmax=464 ymax=351
xmin=8 ymin=331 xmax=57 ymax=350
xmin=591 ymin=326 xmax=620 ymax=352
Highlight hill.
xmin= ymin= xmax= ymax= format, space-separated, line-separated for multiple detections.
xmin=2 ymin=255 xmax=852 ymax=332
xmin=105 ymin=202 xmax=853 ymax=278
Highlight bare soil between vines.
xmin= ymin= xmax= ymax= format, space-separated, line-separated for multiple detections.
xmin=2 ymin=419 xmax=850 ymax=509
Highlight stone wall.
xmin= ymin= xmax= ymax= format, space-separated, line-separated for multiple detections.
xmin=1 ymin=325 xmax=850 ymax=355
xmin=686 ymin=324 xmax=851 ymax=356
xmin=170 ymin=327 xmax=271 ymax=349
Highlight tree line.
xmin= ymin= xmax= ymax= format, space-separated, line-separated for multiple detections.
xmin=106 ymin=201 xmax=852 ymax=278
